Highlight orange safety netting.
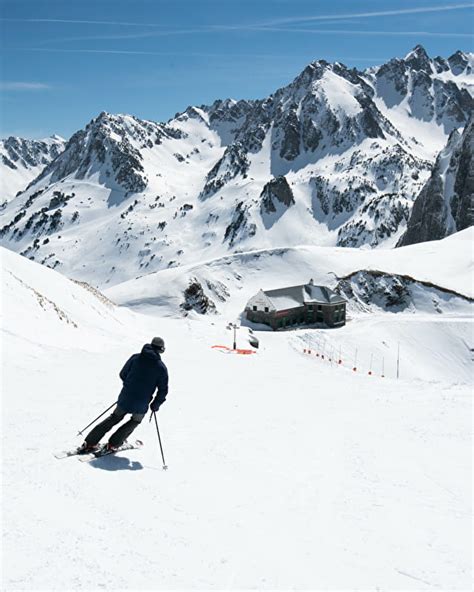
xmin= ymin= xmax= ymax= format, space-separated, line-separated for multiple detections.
xmin=211 ymin=345 xmax=256 ymax=355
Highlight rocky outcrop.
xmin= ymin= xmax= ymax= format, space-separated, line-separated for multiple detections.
xmin=335 ymin=269 xmax=473 ymax=313
xmin=260 ymin=176 xmax=295 ymax=214
xmin=180 ymin=278 xmax=216 ymax=314
xmin=398 ymin=118 xmax=473 ymax=246
xmin=337 ymin=194 xmax=410 ymax=247
xmin=200 ymin=143 xmax=250 ymax=199
xmin=1 ymin=136 xmax=64 ymax=173
xmin=0 ymin=135 xmax=65 ymax=201
xmin=448 ymin=50 xmax=473 ymax=76
xmin=224 ymin=201 xmax=256 ymax=246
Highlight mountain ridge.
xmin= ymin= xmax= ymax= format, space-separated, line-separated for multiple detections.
xmin=0 ymin=135 xmax=65 ymax=207
xmin=0 ymin=45 xmax=472 ymax=288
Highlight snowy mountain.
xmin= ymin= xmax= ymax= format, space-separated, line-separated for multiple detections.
xmin=398 ymin=115 xmax=473 ymax=246
xmin=0 ymin=135 xmax=65 ymax=205
xmin=0 ymin=46 xmax=472 ymax=287
xmin=370 ymin=46 xmax=473 ymax=139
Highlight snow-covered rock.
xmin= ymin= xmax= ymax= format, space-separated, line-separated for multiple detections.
xmin=370 ymin=46 xmax=473 ymax=136
xmin=398 ymin=116 xmax=473 ymax=246
xmin=0 ymin=135 xmax=65 ymax=204
xmin=334 ymin=269 xmax=472 ymax=315
xmin=33 ymin=112 xmax=186 ymax=195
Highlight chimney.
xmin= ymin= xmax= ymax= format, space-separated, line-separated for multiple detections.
xmin=309 ymin=278 xmax=314 ymax=285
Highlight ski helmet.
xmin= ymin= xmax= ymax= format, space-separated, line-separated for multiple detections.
xmin=151 ymin=336 xmax=165 ymax=353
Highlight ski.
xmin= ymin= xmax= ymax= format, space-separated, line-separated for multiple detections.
xmin=77 ymin=439 xmax=144 ymax=462
xmin=54 ymin=447 xmax=93 ymax=459
xmin=54 ymin=439 xmax=143 ymax=460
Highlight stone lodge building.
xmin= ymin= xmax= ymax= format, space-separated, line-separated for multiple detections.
xmin=245 ymin=279 xmax=347 ymax=330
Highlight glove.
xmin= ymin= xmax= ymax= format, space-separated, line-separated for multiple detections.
xmin=150 ymin=399 xmax=161 ymax=412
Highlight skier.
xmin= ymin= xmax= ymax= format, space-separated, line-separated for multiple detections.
xmin=80 ymin=337 xmax=168 ymax=453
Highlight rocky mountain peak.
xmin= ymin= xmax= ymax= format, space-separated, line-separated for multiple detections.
xmin=30 ymin=111 xmax=187 ymax=195
xmin=30 ymin=112 xmax=150 ymax=194
xmin=205 ymin=98 xmax=254 ymax=126
xmin=290 ymin=60 xmax=331 ymax=87
xmin=448 ymin=50 xmax=472 ymax=75
xmin=404 ymin=45 xmax=432 ymax=72
xmin=371 ymin=45 xmax=473 ymax=132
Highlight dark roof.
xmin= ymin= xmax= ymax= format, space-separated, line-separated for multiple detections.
xmin=263 ymin=281 xmax=346 ymax=309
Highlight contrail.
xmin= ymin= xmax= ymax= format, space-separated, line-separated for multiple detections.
xmin=260 ymin=3 xmax=474 ymax=26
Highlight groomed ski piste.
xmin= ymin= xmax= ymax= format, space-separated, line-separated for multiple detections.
xmin=2 ymin=230 xmax=472 ymax=590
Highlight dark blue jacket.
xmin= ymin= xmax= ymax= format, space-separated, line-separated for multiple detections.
xmin=117 ymin=344 xmax=169 ymax=414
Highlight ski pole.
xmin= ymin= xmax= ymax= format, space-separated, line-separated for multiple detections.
xmin=76 ymin=401 xmax=117 ymax=436
xmin=152 ymin=411 xmax=168 ymax=470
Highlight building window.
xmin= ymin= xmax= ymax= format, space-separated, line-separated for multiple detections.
xmin=317 ymin=305 xmax=322 ymax=311
xmin=264 ymin=307 xmax=269 ymax=313
xmin=253 ymin=306 xmax=257 ymax=311
xmin=308 ymin=305 xmax=313 ymax=311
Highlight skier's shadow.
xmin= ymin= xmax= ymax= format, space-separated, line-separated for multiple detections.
xmin=87 ymin=455 xmax=144 ymax=471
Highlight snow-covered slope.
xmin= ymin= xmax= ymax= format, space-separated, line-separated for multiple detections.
xmin=1 ymin=246 xmax=132 ymax=348
xmin=0 ymin=46 xmax=472 ymax=288
xmin=106 ymin=227 xmax=474 ymax=319
xmin=0 ymin=135 xmax=65 ymax=205
xmin=2 ymin=240 xmax=472 ymax=589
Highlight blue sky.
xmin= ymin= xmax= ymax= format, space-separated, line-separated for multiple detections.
xmin=1 ymin=0 xmax=473 ymax=139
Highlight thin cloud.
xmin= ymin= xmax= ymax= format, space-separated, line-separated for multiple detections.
xmin=16 ymin=47 xmax=382 ymax=62
xmin=3 ymin=5 xmax=473 ymax=44
xmin=13 ymin=48 xmax=392 ymax=63
xmin=0 ymin=82 xmax=51 ymax=91
xmin=1 ymin=18 xmax=165 ymax=27
xmin=33 ymin=27 xmax=217 ymax=45
xmin=20 ymin=48 xmax=225 ymax=57
xmin=30 ymin=21 xmax=370 ymax=45
xmin=243 ymin=27 xmax=473 ymax=38
xmin=3 ymin=4 xmax=473 ymax=29
xmin=4 ymin=5 xmax=472 ymax=46
xmin=259 ymin=2 xmax=474 ymax=26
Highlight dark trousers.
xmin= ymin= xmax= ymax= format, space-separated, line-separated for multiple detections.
xmin=85 ymin=405 xmax=145 ymax=448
